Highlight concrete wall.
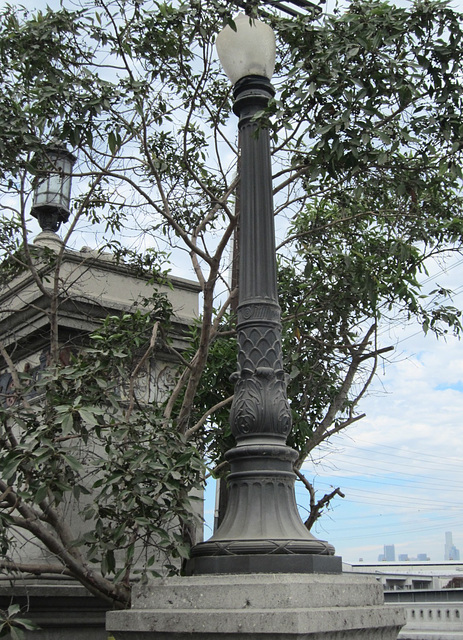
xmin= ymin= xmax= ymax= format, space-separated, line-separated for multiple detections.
xmin=385 ymin=590 xmax=463 ymax=640
xmin=0 ymin=245 xmax=200 ymax=364
xmin=0 ymin=582 xmax=108 ymax=640
xmin=402 ymin=601 xmax=462 ymax=629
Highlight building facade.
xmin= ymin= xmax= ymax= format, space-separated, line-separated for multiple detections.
xmin=0 ymin=235 xmax=201 ymax=638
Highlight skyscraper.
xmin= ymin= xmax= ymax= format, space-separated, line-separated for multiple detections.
xmin=417 ymin=554 xmax=429 ymax=562
xmin=384 ymin=545 xmax=396 ymax=562
xmin=445 ymin=532 xmax=460 ymax=561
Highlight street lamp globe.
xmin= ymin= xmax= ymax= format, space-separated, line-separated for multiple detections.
xmin=215 ymin=13 xmax=276 ymax=84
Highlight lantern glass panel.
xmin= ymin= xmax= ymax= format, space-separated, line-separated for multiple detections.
xmin=32 ymin=148 xmax=76 ymax=215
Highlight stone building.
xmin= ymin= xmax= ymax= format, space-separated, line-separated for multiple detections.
xmin=0 ymin=231 xmax=201 ymax=639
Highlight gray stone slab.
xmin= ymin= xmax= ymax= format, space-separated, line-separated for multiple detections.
xmin=131 ymin=573 xmax=384 ymax=609
xmin=107 ymin=573 xmax=406 ymax=640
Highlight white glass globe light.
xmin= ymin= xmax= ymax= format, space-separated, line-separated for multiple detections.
xmin=216 ymin=14 xmax=276 ymax=85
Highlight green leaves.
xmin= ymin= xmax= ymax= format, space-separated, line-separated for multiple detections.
xmin=0 ymin=605 xmax=38 ymax=640
xmin=0 ymin=299 xmax=203 ymax=590
xmin=0 ymin=4 xmax=115 ymax=176
xmin=82 ymin=412 xmax=204 ymax=579
xmin=272 ymin=0 xmax=463 ymax=188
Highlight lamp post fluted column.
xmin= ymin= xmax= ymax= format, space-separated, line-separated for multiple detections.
xmin=187 ymin=15 xmax=339 ymax=576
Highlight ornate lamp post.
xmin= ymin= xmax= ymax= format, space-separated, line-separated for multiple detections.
xmin=187 ymin=14 xmax=339 ymax=575
xmin=107 ymin=15 xmax=404 ymax=640
xmin=31 ymin=146 xmax=76 ymax=233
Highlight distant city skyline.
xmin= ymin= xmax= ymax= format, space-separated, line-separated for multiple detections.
xmin=360 ymin=534 xmax=461 ymax=564
xmin=377 ymin=545 xmax=429 ymax=563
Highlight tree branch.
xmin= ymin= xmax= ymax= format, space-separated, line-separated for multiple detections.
xmin=185 ymin=395 xmax=233 ymax=440
xmin=125 ymin=320 xmax=160 ymax=420
xmin=0 ymin=561 xmax=74 ymax=578
xmin=294 ymin=469 xmax=345 ymax=531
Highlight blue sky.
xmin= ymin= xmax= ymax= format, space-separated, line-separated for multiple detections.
xmin=300 ymin=299 xmax=463 ymax=564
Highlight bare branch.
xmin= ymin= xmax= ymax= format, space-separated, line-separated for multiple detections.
xmin=185 ymin=395 xmax=233 ymax=440
xmin=294 ymin=469 xmax=345 ymax=531
xmin=0 ymin=561 xmax=74 ymax=577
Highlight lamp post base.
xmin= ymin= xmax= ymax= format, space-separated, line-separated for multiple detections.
xmin=185 ymin=552 xmax=341 ymax=575
xmin=188 ymin=443 xmax=338 ymax=575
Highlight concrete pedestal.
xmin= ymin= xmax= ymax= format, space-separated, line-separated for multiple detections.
xmin=107 ymin=573 xmax=405 ymax=640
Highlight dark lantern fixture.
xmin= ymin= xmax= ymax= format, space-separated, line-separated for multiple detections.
xmin=31 ymin=146 xmax=77 ymax=233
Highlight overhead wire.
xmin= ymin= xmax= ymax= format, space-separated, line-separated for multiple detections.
xmin=295 ymin=434 xmax=463 ymax=549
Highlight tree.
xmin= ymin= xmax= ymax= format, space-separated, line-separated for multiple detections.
xmin=1 ymin=0 xmax=463 ymax=607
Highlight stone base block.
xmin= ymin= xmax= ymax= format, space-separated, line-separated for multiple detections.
xmin=107 ymin=573 xmax=405 ymax=640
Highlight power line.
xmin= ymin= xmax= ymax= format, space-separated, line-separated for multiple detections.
xmin=314 ymin=452 xmax=463 ymax=485
xmin=313 ymin=464 xmax=463 ymax=492
xmin=298 ymin=483 xmax=461 ymax=510
xmin=336 ymin=437 xmax=463 ymax=467
xmin=323 ymin=435 xmax=463 ymax=464
xmin=331 ymin=520 xmax=463 ymax=542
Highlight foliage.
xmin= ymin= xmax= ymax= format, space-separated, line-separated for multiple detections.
xmin=1 ymin=0 xmax=463 ymax=605
xmin=195 ymin=0 xmax=463 ymax=467
xmin=0 ymin=605 xmax=38 ymax=640
xmin=1 ymin=306 xmax=204 ymax=607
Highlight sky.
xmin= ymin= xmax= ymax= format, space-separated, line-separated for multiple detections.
xmin=305 ymin=317 xmax=463 ymax=564
xmin=9 ymin=0 xmax=463 ymax=565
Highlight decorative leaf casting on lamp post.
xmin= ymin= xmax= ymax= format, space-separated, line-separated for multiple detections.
xmin=187 ymin=14 xmax=340 ymax=575
xmin=31 ymin=146 xmax=76 ymax=234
